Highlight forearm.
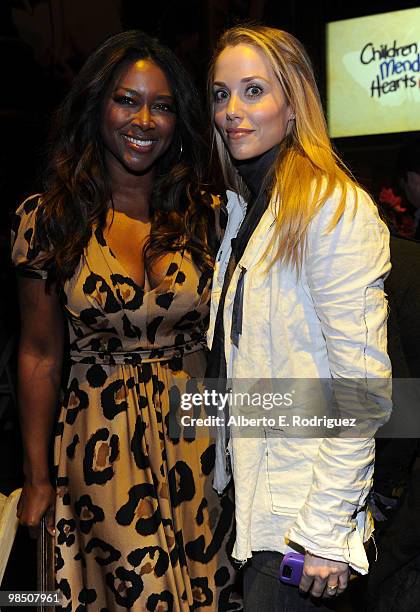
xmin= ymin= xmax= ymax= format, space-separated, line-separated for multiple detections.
xmin=18 ymin=346 xmax=63 ymax=482
xmin=287 ymin=438 xmax=374 ymax=566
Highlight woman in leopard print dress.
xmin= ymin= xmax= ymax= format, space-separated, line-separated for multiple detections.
xmin=12 ymin=31 xmax=240 ymax=611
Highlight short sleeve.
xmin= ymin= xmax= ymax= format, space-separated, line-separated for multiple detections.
xmin=11 ymin=194 xmax=49 ymax=280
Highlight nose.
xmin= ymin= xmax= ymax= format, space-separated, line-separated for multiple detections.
xmin=132 ymin=104 xmax=154 ymax=130
xmin=225 ymin=92 xmax=242 ymax=121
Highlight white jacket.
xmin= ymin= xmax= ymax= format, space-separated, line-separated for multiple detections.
xmin=208 ymin=185 xmax=391 ymax=574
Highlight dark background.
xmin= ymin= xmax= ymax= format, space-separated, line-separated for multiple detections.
xmin=2 ymin=0 xmax=420 ymax=213
xmin=1 ymin=0 xmax=419 ymax=599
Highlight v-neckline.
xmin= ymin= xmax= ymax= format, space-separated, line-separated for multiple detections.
xmin=96 ymin=227 xmax=179 ymax=295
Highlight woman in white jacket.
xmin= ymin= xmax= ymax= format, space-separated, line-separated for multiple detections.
xmin=207 ymin=25 xmax=391 ymax=610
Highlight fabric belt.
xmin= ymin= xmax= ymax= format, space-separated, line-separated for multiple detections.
xmin=69 ymin=341 xmax=206 ymax=365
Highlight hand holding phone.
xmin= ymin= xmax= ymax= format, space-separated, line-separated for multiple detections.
xmin=279 ymin=552 xmax=305 ymax=586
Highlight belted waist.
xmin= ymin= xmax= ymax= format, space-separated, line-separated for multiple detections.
xmin=69 ymin=340 xmax=207 ymax=365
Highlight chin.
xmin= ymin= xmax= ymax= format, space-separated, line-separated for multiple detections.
xmin=122 ymin=154 xmax=156 ymax=174
xmin=229 ymin=148 xmax=258 ymax=161
xmin=228 ymin=138 xmax=269 ymax=160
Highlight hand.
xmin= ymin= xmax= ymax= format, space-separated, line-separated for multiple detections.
xmin=299 ymin=552 xmax=349 ymax=598
xmin=17 ymin=480 xmax=56 ymax=539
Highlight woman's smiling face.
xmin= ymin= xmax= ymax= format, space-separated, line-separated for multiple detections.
xmin=212 ymin=43 xmax=292 ymax=160
xmin=101 ymin=58 xmax=177 ymax=176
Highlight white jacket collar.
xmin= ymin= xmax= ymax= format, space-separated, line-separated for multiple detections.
xmin=226 ymin=189 xmax=247 ymax=215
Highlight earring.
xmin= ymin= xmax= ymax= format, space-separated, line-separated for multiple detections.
xmin=177 ymin=139 xmax=183 ymax=161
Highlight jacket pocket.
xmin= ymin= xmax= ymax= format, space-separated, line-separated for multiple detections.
xmin=265 ymin=436 xmax=318 ymax=515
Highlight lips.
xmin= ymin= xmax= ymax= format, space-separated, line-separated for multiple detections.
xmin=122 ymin=134 xmax=157 ymax=151
xmin=225 ymin=128 xmax=254 ymax=140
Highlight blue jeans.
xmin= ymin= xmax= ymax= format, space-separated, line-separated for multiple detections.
xmin=244 ymin=551 xmax=339 ymax=611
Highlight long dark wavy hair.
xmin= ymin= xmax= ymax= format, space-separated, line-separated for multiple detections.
xmin=36 ymin=30 xmax=216 ymax=285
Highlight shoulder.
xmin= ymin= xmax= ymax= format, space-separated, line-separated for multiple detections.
xmin=17 ymin=193 xmax=43 ymax=215
xmin=12 ymin=193 xmax=44 ymax=237
xmin=311 ymin=181 xmax=388 ymax=239
xmin=200 ymin=191 xmax=229 ymax=239
xmin=200 ymin=191 xmax=225 ymax=211
xmin=305 ymin=181 xmax=390 ymax=274
xmin=11 ymin=194 xmax=49 ymax=277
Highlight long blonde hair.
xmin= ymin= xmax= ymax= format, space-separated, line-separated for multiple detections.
xmin=208 ymin=25 xmax=358 ymax=271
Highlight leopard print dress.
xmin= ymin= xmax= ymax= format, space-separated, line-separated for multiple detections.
xmin=12 ymin=196 xmax=241 ymax=612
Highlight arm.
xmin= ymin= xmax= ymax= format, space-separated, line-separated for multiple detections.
xmin=16 ymin=277 xmax=64 ymax=537
xmin=286 ymin=188 xmax=391 ymax=594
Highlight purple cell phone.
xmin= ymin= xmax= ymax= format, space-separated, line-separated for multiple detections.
xmin=279 ymin=552 xmax=305 ymax=586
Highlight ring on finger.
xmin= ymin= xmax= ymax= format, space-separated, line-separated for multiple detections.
xmin=326 ymin=584 xmax=338 ymax=592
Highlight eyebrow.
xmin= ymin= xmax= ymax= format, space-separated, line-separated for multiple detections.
xmin=213 ymin=75 xmax=270 ymax=86
xmin=113 ymin=87 xmax=174 ymax=99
